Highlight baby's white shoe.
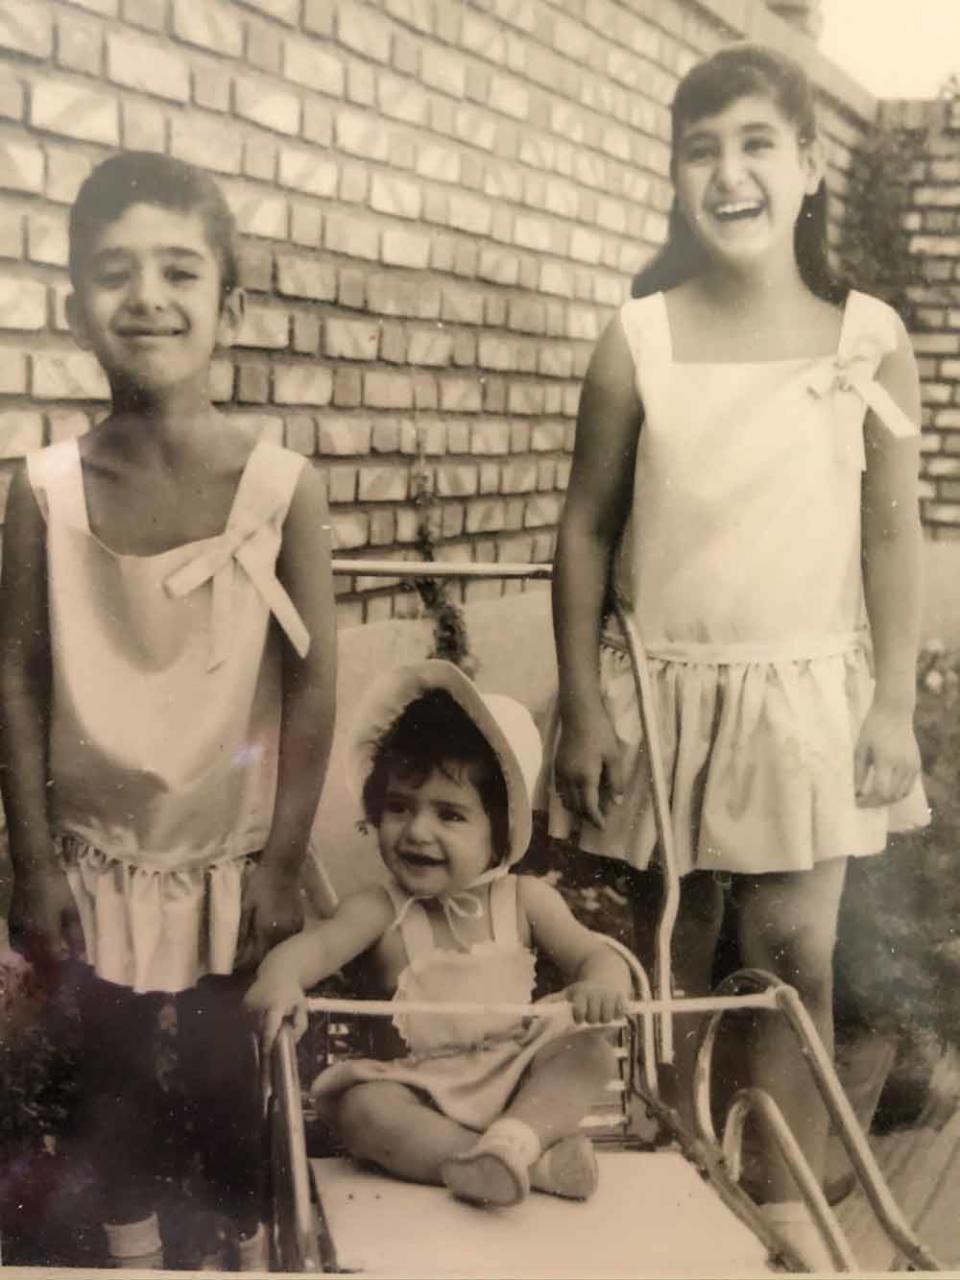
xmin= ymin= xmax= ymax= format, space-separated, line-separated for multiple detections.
xmin=103 ymin=1211 xmax=163 ymax=1269
xmin=441 ymin=1118 xmax=541 ymax=1207
xmin=530 ymin=1134 xmax=599 ymax=1200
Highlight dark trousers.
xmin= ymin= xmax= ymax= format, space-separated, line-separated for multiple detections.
xmin=72 ymin=967 xmax=263 ymax=1234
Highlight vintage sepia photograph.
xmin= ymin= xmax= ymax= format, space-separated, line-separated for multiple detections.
xmin=0 ymin=0 xmax=959 ymax=1276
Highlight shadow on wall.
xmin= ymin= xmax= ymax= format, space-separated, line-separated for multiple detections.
xmin=310 ymin=586 xmax=556 ymax=902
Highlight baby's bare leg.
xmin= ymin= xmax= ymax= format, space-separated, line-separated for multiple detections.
xmin=505 ymin=1027 xmax=616 ymax=1147
xmin=335 ymin=1081 xmax=475 ymax=1184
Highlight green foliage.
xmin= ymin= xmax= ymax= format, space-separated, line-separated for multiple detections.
xmin=838 ymin=121 xmax=926 ymax=324
xmin=0 ymin=953 xmax=81 ymax=1151
xmin=835 ymin=644 xmax=960 ymax=1046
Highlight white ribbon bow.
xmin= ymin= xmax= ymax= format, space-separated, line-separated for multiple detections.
xmin=164 ymin=515 xmax=310 ymax=671
xmin=390 ymin=863 xmax=510 ymax=949
xmin=807 ymin=336 xmax=919 ymax=469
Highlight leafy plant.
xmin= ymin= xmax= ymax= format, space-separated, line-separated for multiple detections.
xmin=838 ymin=120 xmax=926 ymax=324
xmin=834 ymin=643 xmax=960 ymax=1047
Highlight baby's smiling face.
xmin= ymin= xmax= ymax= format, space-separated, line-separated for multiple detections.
xmin=378 ymin=761 xmax=497 ymax=898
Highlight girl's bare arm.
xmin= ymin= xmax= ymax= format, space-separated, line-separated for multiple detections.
xmin=0 ymin=468 xmax=80 ymax=957
xmin=519 ymin=876 xmax=632 ymax=1024
xmin=236 ymin=462 xmax=338 ymax=966
xmin=858 ymin=317 xmax=924 ymax=805
xmin=245 ymin=888 xmax=393 ymax=1048
xmin=552 ymin=316 xmax=643 ymax=826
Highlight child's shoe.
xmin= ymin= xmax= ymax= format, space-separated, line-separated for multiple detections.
xmin=441 ymin=1118 xmax=541 ymax=1207
xmin=237 ymin=1222 xmax=270 ymax=1272
xmin=530 ymin=1134 xmax=599 ymax=1200
xmin=103 ymin=1212 xmax=164 ymax=1269
xmin=758 ymin=1200 xmax=836 ymax=1272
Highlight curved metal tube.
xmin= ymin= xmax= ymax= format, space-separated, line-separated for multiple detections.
xmin=691 ymin=968 xmax=943 ymax=1273
xmin=614 ymin=601 xmax=680 ymax=1066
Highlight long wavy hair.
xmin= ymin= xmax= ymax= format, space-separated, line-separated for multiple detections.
xmin=632 ymin=43 xmax=847 ymax=305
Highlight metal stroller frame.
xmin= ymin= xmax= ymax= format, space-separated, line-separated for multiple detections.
xmin=265 ymin=558 xmax=942 ymax=1274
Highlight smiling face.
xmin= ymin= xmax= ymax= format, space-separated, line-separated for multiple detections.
xmin=67 ymin=202 xmax=241 ymax=396
xmin=378 ymin=762 xmax=497 ymax=898
xmin=672 ymin=92 xmax=821 ymax=273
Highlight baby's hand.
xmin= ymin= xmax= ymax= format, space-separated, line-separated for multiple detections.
xmin=564 ymin=981 xmax=627 ymax=1025
xmin=244 ymin=970 xmax=309 ymax=1054
xmin=854 ymin=704 xmax=921 ymax=808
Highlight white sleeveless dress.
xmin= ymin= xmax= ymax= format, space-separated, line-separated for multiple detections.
xmin=311 ymin=876 xmax=579 ymax=1133
xmin=547 ymin=290 xmax=929 ymax=876
xmin=27 ymin=438 xmax=310 ymax=993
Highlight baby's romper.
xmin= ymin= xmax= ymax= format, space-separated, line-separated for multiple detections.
xmin=27 ymin=436 xmax=311 ymax=1221
xmin=547 ymin=290 xmax=928 ymax=875
xmin=312 ymin=876 xmax=579 ymax=1132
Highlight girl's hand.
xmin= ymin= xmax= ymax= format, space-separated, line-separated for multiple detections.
xmin=854 ymin=703 xmax=921 ymax=808
xmin=235 ymin=861 xmax=305 ymax=972
xmin=555 ymin=709 xmax=624 ymax=829
xmin=244 ymin=971 xmax=309 ymax=1054
xmin=9 ymin=862 xmax=84 ymax=972
xmin=564 ymin=981 xmax=627 ymax=1025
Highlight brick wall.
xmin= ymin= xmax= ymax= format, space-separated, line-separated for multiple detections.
xmin=881 ymin=98 xmax=960 ymax=539
xmin=0 ymin=0 xmax=875 ymax=624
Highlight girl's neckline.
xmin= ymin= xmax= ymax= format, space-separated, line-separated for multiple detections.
xmin=657 ymin=288 xmax=855 ymax=368
xmin=71 ymin=437 xmax=264 ymax=562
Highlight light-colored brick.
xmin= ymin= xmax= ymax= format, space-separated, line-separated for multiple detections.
xmin=367 ymin=274 xmax=440 ymax=320
xmin=448 ymin=192 xmax=491 ymax=237
xmin=121 ymin=99 xmax=167 ymax=152
xmin=0 ymin=276 xmax=46 ymax=330
xmin=276 ymin=254 xmax=336 ymax=301
xmin=235 ymin=76 xmax=300 ymax=135
xmin=324 ymin=214 xmax=378 ymax=262
xmin=56 ymin=15 xmax=103 ymax=76
xmin=0 ymin=410 xmax=43 ymax=459
xmin=338 ymin=1 xmax=391 ymax=62
xmin=31 ymin=80 xmax=119 ymax=146
xmin=381 ymin=229 xmax=430 ymax=270
xmin=0 ymin=208 xmax=22 ymax=261
xmin=236 ymin=0 xmax=299 ymax=24
xmin=171 ymin=114 xmax=243 ymax=175
xmin=477 ymin=337 xmax=517 ymax=372
xmin=0 ymin=2 xmax=53 ymax=60
xmin=324 ymin=317 xmax=379 ymax=360
xmin=331 ymin=510 xmax=369 ymax=550
xmin=121 ymin=0 xmax=168 ymax=29
xmin=378 ymin=72 xmax=428 ymax=126
xmin=327 ymin=465 xmax=357 ymax=503
xmin=358 ymin=466 xmax=408 ymax=502
xmin=439 ymin=377 xmax=482 ymax=413
xmin=436 ymin=464 xmax=477 ymax=497
xmin=370 ymin=173 xmax=422 ymax=221
xmin=226 ymin=187 xmax=288 ymax=239
xmin=318 ymin=417 xmax=372 ymax=455
xmin=470 ymin=420 xmax=510 ymax=454
xmin=441 ymin=288 xmax=483 ymax=327
xmin=47 ymin=410 xmax=90 ymax=443
xmin=106 ymin=32 xmax=190 ymax=102
xmin=236 ymin=304 xmax=289 ymax=350
xmin=477 ymin=247 xmax=519 ymax=287
xmin=32 ymin=352 xmax=109 ymax=400
xmin=173 ymin=0 xmax=244 ymax=55
xmin=0 ymin=350 xmax=27 ymax=394
xmin=278 ymin=146 xmax=338 ymax=198
xmin=364 ymin=371 xmax=414 ymax=410
xmin=336 ymin=108 xmax=390 ymax=162
xmin=274 ymin=365 xmax=333 ymax=405
xmin=282 ymin=35 xmax=345 ymax=95
xmin=26 ymin=211 xmax=68 ymax=268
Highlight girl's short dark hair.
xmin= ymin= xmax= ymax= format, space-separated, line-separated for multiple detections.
xmin=68 ymin=151 xmax=238 ymax=296
xmin=362 ymin=689 xmax=510 ymax=866
xmin=632 ymin=42 xmax=847 ymax=305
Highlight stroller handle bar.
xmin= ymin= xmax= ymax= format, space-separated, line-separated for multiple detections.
xmin=305 ymin=993 xmax=777 ymax=1019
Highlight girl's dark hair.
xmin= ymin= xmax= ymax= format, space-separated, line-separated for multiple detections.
xmin=632 ymin=42 xmax=847 ymax=305
xmin=362 ymin=689 xmax=509 ymax=866
xmin=68 ymin=151 xmax=238 ymax=297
